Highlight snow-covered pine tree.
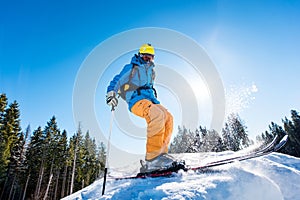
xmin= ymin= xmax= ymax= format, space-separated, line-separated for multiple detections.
xmin=222 ymin=114 xmax=250 ymax=151
xmin=169 ymin=126 xmax=194 ymax=153
xmin=170 ymin=126 xmax=224 ymax=153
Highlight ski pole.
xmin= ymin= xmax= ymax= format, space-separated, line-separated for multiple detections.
xmin=102 ymin=106 xmax=115 ymax=196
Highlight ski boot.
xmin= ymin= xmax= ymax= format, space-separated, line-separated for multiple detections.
xmin=139 ymin=153 xmax=185 ymax=173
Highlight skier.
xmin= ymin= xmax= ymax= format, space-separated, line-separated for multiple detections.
xmin=106 ymin=43 xmax=177 ymax=172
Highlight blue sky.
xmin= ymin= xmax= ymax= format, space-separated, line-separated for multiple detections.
xmin=1 ymin=0 xmax=300 ymax=144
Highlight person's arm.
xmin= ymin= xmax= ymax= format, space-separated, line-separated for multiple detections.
xmin=107 ymin=64 xmax=132 ymax=93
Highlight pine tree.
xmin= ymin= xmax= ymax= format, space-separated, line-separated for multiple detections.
xmin=7 ymin=132 xmax=26 ymax=200
xmin=0 ymin=94 xmax=8 ymax=183
xmin=81 ymin=131 xmax=96 ymax=187
xmin=169 ymin=126 xmax=224 ymax=153
xmin=42 ymin=116 xmax=62 ymax=200
xmin=193 ymin=127 xmax=224 ymax=152
xmin=1 ymin=101 xmax=21 ymax=175
xmin=206 ymin=129 xmax=224 ymax=152
xmin=258 ymin=130 xmax=274 ymax=144
xmin=197 ymin=126 xmax=209 ymax=152
xmin=0 ymin=101 xmax=22 ymax=199
xmin=282 ymin=110 xmax=300 ymax=157
xmin=258 ymin=110 xmax=300 ymax=158
xmin=222 ymin=122 xmax=234 ymax=151
xmin=0 ymin=93 xmax=7 ymax=122
xmin=97 ymin=142 xmax=106 ymax=177
xmin=26 ymin=126 xmax=45 ymax=200
xmin=289 ymin=110 xmax=300 ymax=155
xmin=20 ymin=125 xmax=31 ymax=200
xmin=63 ymin=134 xmax=78 ymax=196
xmin=169 ymin=126 xmax=193 ymax=153
xmin=60 ymin=130 xmax=69 ymax=199
xmin=69 ymin=124 xmax=84 ymax=194
xmin=222 ymin=114 xmax=250 ymax=151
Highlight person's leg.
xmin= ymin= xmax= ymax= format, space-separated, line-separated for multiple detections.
xmin=156 ymin=104 xmax=173 ymax=154
xmin=131 ymin=100 xmax=167 ymax=160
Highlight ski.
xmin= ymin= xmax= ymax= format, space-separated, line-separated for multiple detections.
xmin=110 ymin=134 xmax=288 ymax=180
xmin=193 ymin=134 xmax=282 ymax=169
xmin=190 ymin=134 xmax=288 ymax=171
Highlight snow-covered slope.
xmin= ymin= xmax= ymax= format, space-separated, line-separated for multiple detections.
xmin=62 ymin=152 xmax=300 ymax=200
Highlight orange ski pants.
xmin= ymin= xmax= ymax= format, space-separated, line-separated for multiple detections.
xmin=131 ymin=99 xmax=173 ymax=161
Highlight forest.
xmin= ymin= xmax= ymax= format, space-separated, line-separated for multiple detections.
xmin=0 ymin=93 xmax=106 ymax=200
xmin=1 ymin=92 xmax=299 ymax=200
xmin=170 ymin=110 xmax=300 ymax=158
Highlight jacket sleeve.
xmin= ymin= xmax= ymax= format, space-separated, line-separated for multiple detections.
xmin=106 ymin=64 xmax=132 ymax=93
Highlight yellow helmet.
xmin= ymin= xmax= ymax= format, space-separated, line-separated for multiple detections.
xmin=139 ymin=43 xmax=155 ymax=55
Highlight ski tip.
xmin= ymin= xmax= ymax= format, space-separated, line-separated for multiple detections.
xmin=282 ymin=134 xmax=288 ymax=141
xmin=274 ymin=134 xmax=288 ymax=152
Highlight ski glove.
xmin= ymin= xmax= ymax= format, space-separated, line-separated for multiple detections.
xmin=106 ymin=91 xmax=118 ymax=107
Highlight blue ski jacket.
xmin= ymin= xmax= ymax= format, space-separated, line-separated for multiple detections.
xmin=107 ymin=54 xmax=160 ymax=111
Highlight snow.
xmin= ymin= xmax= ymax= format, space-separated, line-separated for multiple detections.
xmin=62 ymin=152 xmax=300 ymax=200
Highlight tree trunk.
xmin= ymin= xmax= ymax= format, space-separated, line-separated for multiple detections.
xmin=22 ymin=173 xmax=30 ymax=200
xmin=43 ymin=173 xmax=53 ymax=200
xmin=11 ymin=188 xmax=16 ymax=200
xmin=47 ymin=158 xmax=54 ymax=200
xmin=35 ymin=163 xmax=44 ymax=200
xmin=61 ymin=165 xmax=67 ymax=198
xmin=54 ymin=170 xmax=60 ymax=200
xmin=8 ymin=174 xmax=16 ymax=200
xmin=0 ymin=176 xmax=8 ymax=199
xmin=70 ymin=146 xmax=77 ymax=194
